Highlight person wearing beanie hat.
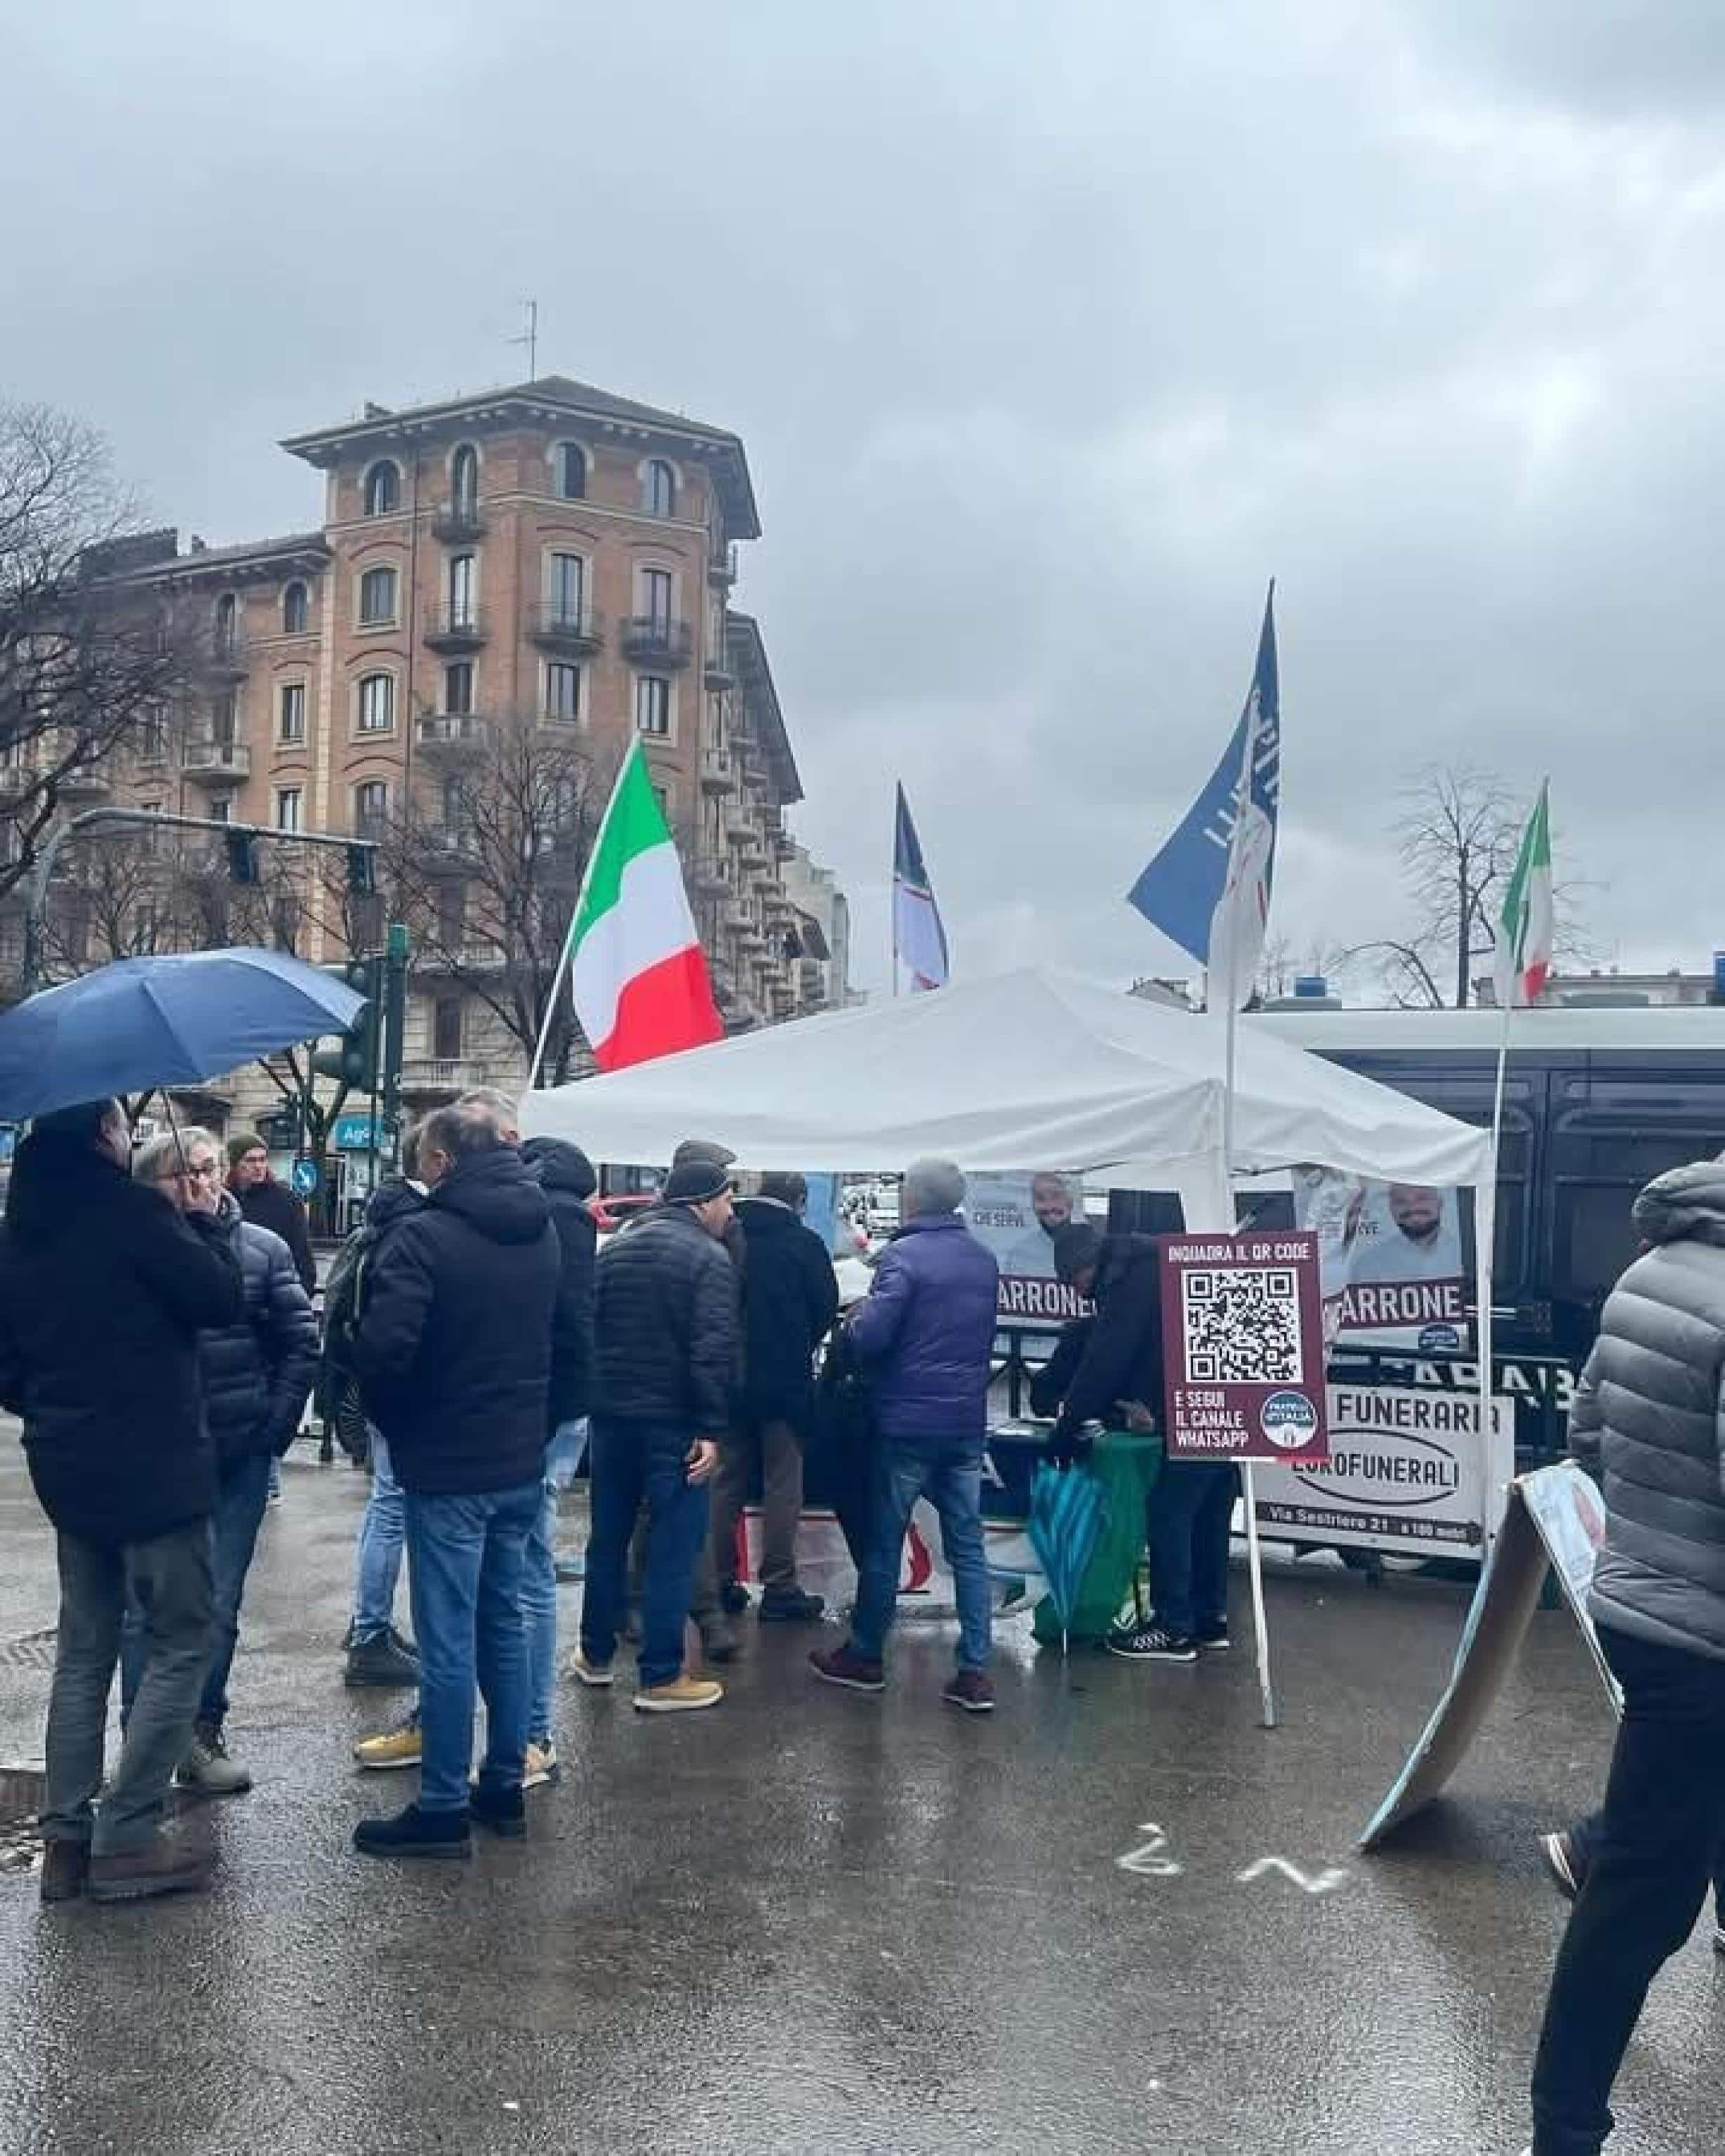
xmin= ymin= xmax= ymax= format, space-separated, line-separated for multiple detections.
xmin=670 ymin=1138 xmax=737 ymax=1173
xmin=661 ymin=1157 xmax=733 ymax=1206
xmin=226 ymin=1132 xmax=316 ymax=1294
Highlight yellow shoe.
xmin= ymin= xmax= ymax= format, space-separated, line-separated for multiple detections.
xmin=353 ymin=1712 xmax=421 ymax=1771
xmin=634 ymin=1675 xmax=724 ymax=1715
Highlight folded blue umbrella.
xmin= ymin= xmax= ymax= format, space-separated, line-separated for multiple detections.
xmin=1025 ymin=1458 xmax=1107 ymax=1658
xmin=0 ymin=947 xmax=367 ymax=1123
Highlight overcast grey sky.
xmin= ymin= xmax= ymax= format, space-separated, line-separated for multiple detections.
xmin=9 ymin=1 xmax=1725 ymax=994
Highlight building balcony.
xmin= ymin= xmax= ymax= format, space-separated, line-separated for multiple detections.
xmin=771 ymin=983 xmax=798 ymax=1018
xmin=703 ymin=652 xmax=736 ymax=691
xmin=420 ymin=820 xmax=478 ymax=864
xmin=415 ymin=711 xmax=493 ymax=758
xmin=431 ymin=498 xmax=486 ymax=543
xmin=700 ymin=745 xmax=738 ymax=796
xmin=424 ymin=604 xmax=489 ymax=653
xmin=55 ymin=763 xmax=112 ymax=800
xmin=399 ymin=1058 xmax=488 ymax=1100
xmin=773 ymin=829 xmax=797 ymax=863
xmin=0 ymin=754 xmax=44 ymax=799
xmin=693 ymin=853 xmax=731 ymax=898
xmin=528 ymin=601 xmax=602 ymax=655
xmin=725 ymin=804 xmax=756 ymax=845
xmin=619 ymin=615 xmax=692 ymax=668
xmin=721 ymin=898 xmax=754 ymax=935
xmin=182 ymin=738 xmax=251 ymax=785
xmin=206 ymin=631 xmax=248 ymax=679
xmin=707 ymin=541 xmax=738 ymax=587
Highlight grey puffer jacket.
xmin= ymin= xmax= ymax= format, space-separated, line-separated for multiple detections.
xmin=1570 ymin=1161 xmax=1725 ymax=1664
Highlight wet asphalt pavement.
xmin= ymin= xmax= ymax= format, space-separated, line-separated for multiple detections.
xmin=0 ymin=1434 xmax=1717 ymax=2156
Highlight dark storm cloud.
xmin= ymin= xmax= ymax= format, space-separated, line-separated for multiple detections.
xmin=6 ymin=1 xmax=1724 ymax=993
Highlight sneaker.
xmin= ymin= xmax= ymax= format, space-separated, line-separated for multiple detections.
xmin=345 ymin=1628 xmax=421 ymax=1689
xmin=1107 ymin=1625 xmax=1197 ymax=1664
xmin=88 ymin=1828 xmax=215 ymax=1903
xmin=469 ymin=1783 xmax=528 ymax=1839
xmin=39 ymin=1840 xmax=90 ymax=1905
xmin=568 ymin=1649 xmax=614 ymax=1688
xmin=943 ymin=1669 xmax=996 ymax=1713
xmin=759 ymin=1588 xmax=826 ymax=1624
xmin=698 ymin=1616 xmax=739 ymax=1664
xmin=809 ymin=1642 xmax=886 ymax=1694
xmin=522 ymin=1740 xmax=559 ymax=1790
xmin=352 ymin=1802 xmax=470 ymax=1861
xmin=634 ymin=1674 xmax=725 ymax=1714
xmin=1540 ymin=1830 xmax=1583 ymax=1900
xmin=175 ymin=1725 xmax=253 ymax=1796
xmin=354 ymin=1710 xmax=422 ymax=1771
xmin=719 ymin=1580 xmax=752 ymax=1615
xmin=1194 ymin=1618 xmax=1231 ymax=1653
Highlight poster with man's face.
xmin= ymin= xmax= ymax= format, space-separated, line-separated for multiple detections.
xmin=1293 ymin=1167 xmax=1470 ymax=1352
xmin=966 ymin=1171 xmax=1089 ymax=1324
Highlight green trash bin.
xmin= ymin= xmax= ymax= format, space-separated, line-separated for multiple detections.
xmin=1032 ymin=1430 xmax=1162 ymax=1647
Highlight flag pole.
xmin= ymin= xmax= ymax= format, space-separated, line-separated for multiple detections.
xmin=526 ymin=741 xmax=641 ymax=1091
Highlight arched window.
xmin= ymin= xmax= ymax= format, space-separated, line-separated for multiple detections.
xmin=282 ymin=580 xmax=309 ymax=634
xmin=554 ymin=441 xmax=586 ymax=500
xmin=213 ymin=593 xmax=238 ymax=657
xmin=641 ymin=459 xmax=675 ymax=518
xmin=363 ymin=460 xmax=401 ymax=516
xmin=451 ymin=444 xmax=479 ymax=514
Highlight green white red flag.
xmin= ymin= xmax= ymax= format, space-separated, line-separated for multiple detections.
xmin=564 ymin=741 xmax=723 ymax=1070
xmin=1493 ymin=780 xmax=1554 ymax=1011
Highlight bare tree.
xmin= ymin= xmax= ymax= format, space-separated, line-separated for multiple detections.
xmin=0 ymin=404 xmax=198 ymax=926
xmin=381 ymin=716 xmax=622 ymax=1086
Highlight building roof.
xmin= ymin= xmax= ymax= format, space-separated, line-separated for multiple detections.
xmin=279 ymin=374 xmax=761 ymax=537
xmin=726 ymin=611 xmax=802 ymax=806
xmin=102 ymin=528 xmax=331 ymax=587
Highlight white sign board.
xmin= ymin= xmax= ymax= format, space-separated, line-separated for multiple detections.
xmin=1251 ymin=1382 xmax=1514 ymax=1555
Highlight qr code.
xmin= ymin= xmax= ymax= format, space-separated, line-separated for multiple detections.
xmin=1181 ymin=1268 xmax=1304 ymax=1384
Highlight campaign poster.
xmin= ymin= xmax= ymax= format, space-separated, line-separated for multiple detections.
xmin=1251 ymin=1383 xmax=1514 ymax=1555
xmin=965 ymin=1170 xmax=1089 ymax=1326
xmin=1157 ymin=1230 xmax=1329 ymax=1463
xmin=1292 ymin=1166 xmax=1471 ymax=1352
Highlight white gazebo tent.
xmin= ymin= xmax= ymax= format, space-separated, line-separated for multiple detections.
xmin=521 ymin=968 xmax=1497 ymax=1715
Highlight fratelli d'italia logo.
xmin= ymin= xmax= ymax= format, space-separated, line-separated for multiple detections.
xmin=1260 ymin=1391 xmax=1319 ymax=1450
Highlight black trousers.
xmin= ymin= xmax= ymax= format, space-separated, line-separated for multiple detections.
xmin=1531 ymin=1625 xmax=1725 ymax=2155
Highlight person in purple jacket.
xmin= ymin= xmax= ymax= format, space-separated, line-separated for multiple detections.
xmin=811 ymin=1159 xmax=1001 ymax=1712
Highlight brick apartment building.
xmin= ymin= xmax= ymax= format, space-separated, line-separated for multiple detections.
xmin=19 ymin=374 xmax=850 ymax=1175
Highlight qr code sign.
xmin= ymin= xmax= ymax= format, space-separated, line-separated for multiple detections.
xmin=1181 ymin=1268 xmax=1305 ymax=1384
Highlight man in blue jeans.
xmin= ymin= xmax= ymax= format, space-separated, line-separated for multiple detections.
xmin=578 ymin=1154 xmax=734 ymax=1712
xmin=351 ymin=1102 xmax=560 ymax=1858
xmin=811 ymin=1159 xmax=1001 ymax=1712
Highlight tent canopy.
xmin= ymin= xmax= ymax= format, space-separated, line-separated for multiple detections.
xmin=520 ymin=967 xmax=1491 ymax=1192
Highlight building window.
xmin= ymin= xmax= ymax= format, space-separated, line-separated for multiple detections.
xmin=546 ymin=552 xmax=585 ymax=626
xmin=209 ymin=796 xmax=234 ymax=825
xmin=357 ymin=672 xmax=395 ymax=734
xmin=138 ymin=706 xmax=167 ymax=763
xmin=642 ymin=459 xmax=676 ymax=518
xmin=635 ymin=675 xmax=671 ymax=737
xmin=441 ymin=775 xmax=466 ymax=834
xmin=641 ymin=566 xmax=673 ymax=632
xmin=545 ymin=662 xmax=582 ymax=722
xmin=275 ymin=786 xmax=303 ymax=833
xmin=653 ymin=783 xmax=672 ymax=823
xmin=359 ymin=565 xmax=397 ymax=626
xmin=447 ymin=553 xmax=476 ymax=627
xmin=212 ymin=688 xmax=239 ymax=746
xmin=436 ymin=880 xmax=466 ymax=948
xmin=433 ymin=996 xmax=464 ymax=1062
xmin=282 ymin=580 xmax=309 ymax=634
xmin=363 ymin=460 xmax=401 ymax=516
xmin=273 ymin=893 xmax=302 ymax=954
xmin=278 ymin=682 xmax=307 ymax=745
xmin=554 ymin=441 xmax=586 ymax=500
xmin=450 ymin=444 xmax=479 ymax=514
xmin=354 ymin=780 xmax=389 ymax=838
xmin=443 ymin=662 xmax=474 ymax=716
xmin=547 ymin=776 xmax=580 ymax=830
xmin=214 ymin=593 xmax=239 ymax=658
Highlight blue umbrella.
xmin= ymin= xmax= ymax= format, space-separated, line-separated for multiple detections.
xmin=1025 ymin=1458 xmax=1107 ymax=1658
xmin=0 ymin=947 xmax=367 ymax=1122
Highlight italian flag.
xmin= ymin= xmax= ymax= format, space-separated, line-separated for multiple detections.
xmin=564 ymin=742 xmax=724 ymax=1070
xmin=1493 ymin=780 xmax=1554 ymax=1011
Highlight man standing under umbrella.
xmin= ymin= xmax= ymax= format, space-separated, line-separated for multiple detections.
xmin=0 ymin=1100 xmax=243 ymax=1903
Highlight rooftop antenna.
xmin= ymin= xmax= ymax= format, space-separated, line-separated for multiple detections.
xmin=508 ymin=298 xmax=540 ymax=380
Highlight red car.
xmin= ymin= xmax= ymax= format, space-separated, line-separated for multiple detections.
xmin=588 ymin=1192 xmax=660 ymax=1236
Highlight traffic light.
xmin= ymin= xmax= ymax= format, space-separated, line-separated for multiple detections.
xmin=312 ymin=955 xmax=382 ymax=1092
xmin=347 ymin=844 xmax=376 ymax=898
xmin=225 ymin=827 xmax=261 ymax=885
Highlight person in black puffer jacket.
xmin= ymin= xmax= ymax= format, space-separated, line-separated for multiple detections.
xmin=0 ymin=1100 xmax=242 ymax=1904
xmin=708 ymin=1176 xmax=839 ymax=1622
xmin=350 ymin=1102 xmax=560 ymax=1858
xmin=120 ymin=1131 xmax=318 ymax=1795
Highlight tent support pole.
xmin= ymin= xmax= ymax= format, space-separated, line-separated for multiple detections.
xmin=1240 ymin=1462 xmax=1277 ymax=1729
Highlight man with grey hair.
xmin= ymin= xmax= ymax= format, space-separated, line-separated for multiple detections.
xmin=811 ymin=1159 xmax=1000 ymax=1712
xmin=350 ymin=1099 xmax=559 ymax=1858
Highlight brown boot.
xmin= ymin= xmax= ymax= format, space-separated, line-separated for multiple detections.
xmin=88 ymin=1830 xmax=214 ymax=1905
xmin=39 ymin=1840 xmax=90 ymax=1904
